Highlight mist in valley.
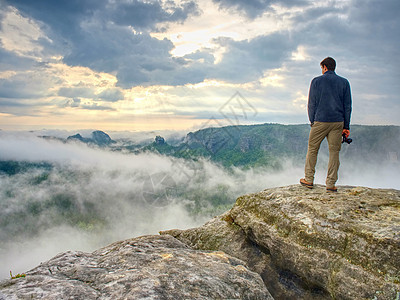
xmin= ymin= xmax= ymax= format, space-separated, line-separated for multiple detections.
xmin=0 ymin=130 xmax=399 ymax=279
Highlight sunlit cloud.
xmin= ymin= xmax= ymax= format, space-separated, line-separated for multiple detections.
xmin=291 ymin=91 xmax=308 ymax=110
xmin=0 ymin=6 xmax=50 ymax=60
xmin=291 ymin=46 xmax=310 ymax=61
xmin=260 ymin=69 xmax=285 ymax=87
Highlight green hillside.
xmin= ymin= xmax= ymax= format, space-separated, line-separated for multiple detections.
xmin=143 ymin=123 xmax=400 ymax=168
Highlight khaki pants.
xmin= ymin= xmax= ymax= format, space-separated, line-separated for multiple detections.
xmin=304 ymin=121 xmax=343 ymax=188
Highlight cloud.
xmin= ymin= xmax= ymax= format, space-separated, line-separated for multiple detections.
xmin=348 ymin=0 xmax=400 ymax=60
xmin=106 ymin=0 xmax=200 ymax=30
xmin=62 ymin=97 xmax=81 ymax=108
xmin=81 ymin=103 xmax=115 ymax=111
xmin=5 ymin=0 xmax=202 ymax=88
xmin=212 ymin=0 xmax=309 ymax=18
xmin=0 ymin=48 xmax=36 ymax=72
xmin=97 ymin=88 xmax=125 ymax=102
xmin=0 ymin=72 xmax=53 ymax=99
xmin=58 ymin=87 xmax=96 ymax=99
xmin=57 ymin=87 xmax=123 ymax=107
xmin=9 ymin=0 xmax=200 ymax=32
xmin=211 ymin=32 xmax=295 ymax=82
xmin=62 ymin=20 xmax=205 ymax=87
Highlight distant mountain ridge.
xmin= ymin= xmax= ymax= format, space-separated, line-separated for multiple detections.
xmin=142 ymin=123 xmax=400 ymax=168
xmin=40 ymin=124 xmax=400 ymax=169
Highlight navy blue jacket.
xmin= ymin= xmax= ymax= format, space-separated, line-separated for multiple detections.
xmin=308 ymin=70 xmax=352 ymax=129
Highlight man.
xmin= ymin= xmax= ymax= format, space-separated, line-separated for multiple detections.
xmin=300 ymin=57 xmax=352 ymax=192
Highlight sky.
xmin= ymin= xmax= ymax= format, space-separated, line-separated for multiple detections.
xmin=0 ymin=0 xmax=399 ymax=132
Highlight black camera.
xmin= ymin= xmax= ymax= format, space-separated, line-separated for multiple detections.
xmin=342 ymin=134 xmax=352 ymax=144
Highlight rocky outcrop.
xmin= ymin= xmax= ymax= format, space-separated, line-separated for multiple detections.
xmin=162 ymin=185 xmax=400 ymax=300
xmin=91 ymin=130 xmax=113 ymax=146
xmin=67 ymin=130 xmax=114 ymax=146
xmin=0 ymin=235 xmax=272 ymax=300
xmin=67 ymin=133 xmax=89 ymax=143
xmin=155 ymin=135 xmax=166 ymax=145
xmin=2 ymin=185 xmax=399 ymax=299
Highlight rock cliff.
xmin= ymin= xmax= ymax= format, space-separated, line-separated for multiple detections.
xmin=0 ymin=235 xmax=271 ymax=300
xmin=1 ymin=185 xmax=399 ymax=300
xmin=162 ymin=185 xmax=400 ymax=300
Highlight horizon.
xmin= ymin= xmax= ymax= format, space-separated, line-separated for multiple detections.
xmin=1 ymin=0 xmax=400 ymax=130
xmin=1 ymin=121 xmax=399 ymax=136
xmin=2 ymin=117 xmax=400 ymax=131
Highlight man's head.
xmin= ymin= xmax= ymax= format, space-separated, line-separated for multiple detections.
xmin=320 ymin=57 xmax=336 ymax=74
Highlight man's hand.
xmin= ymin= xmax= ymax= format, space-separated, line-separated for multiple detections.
xmin=342 ymin=129 xmax=350 ymax=138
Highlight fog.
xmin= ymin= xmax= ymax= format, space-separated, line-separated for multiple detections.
xmin=0 ymin=131 xmax=399 ymax=279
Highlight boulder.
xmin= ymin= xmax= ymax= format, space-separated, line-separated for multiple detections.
xmin=0 ymin=235 xmax=272 ymax=300
xmin=162 ymin=185 xmax=400 ymax=300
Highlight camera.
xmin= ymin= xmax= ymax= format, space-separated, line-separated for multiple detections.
xmin=342 ymin=134 xmax=352 ymax=144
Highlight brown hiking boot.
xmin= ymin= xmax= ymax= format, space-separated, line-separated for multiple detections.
xmin=326 ymin=186 xmax=338 ymax=192
xmin=300 ymin=178 xmax=313 ymax=189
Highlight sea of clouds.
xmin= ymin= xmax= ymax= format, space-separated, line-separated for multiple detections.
xmin=0 ymin=130 xmax=399 ymax=279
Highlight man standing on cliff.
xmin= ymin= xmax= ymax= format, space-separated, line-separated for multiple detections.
xmin=300 ymin=57 xmax=352 ymax=192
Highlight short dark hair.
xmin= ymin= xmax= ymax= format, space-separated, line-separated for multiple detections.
xmin=320 ymin=57 xmax=336 ymax=71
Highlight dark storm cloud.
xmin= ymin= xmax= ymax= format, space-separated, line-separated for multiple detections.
xmin=0 ymin=48 xmax=36 ymax=72
xmin=212 ymin=0 xmax=309 ymax=18
xmin=112 ymin=38 xmax=211 ymax=87
xmin=6 ymin=0 xmax=199 ymax=43
xmin=0 ymin=76 xmax=50 ymax=99
xmin=97 ymin=88 xmax=124 ymax=102
xmin=289 ymin=0 xmax=400 ymax=97
xmin=107 ymin=0 xmax=200 ymax=29
xmin=213 ymin=0 xmax=273 ymax=18
xmin=348 ymin=0 xmax=400 ymax=56
xmin=211 ymin=32 xmax=295 ymax=82
xmin=0 ymin=99 xmax=28 ymax=107
xmin=290 ymin=0 xmax=400 ymax=59
xmin=64 ymin=23 xmax=176 ymax=74
xmin=58 ymin=87 xmax=96 ymax=99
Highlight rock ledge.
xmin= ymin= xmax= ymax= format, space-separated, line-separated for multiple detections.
xmin=0 ymin=235 xmax=271 ymax=299
xmin=162 ymin=185 xmax=400 ymax=300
